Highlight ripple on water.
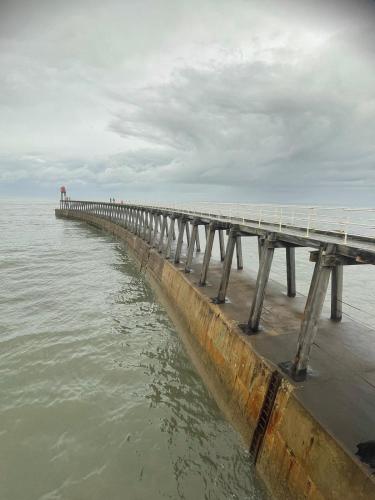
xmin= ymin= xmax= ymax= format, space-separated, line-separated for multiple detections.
xmin=0 ymin=202 xmax=268 ymax=500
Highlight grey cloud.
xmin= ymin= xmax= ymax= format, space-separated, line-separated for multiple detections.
xmin=1 ymin=0 xmax=375 ymax=204
xmin=107 ymin=47 xmax=375 ymax=194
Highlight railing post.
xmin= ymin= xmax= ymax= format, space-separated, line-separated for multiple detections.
xmin=247 ymin=234 xmax=276 ymax=332
xmin=286 ymin=247 xmax=296 ymax=297
xmin=215 ymin=227 xmax=237 ymax=303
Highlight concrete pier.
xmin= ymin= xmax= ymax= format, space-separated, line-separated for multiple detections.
xmin=56 ymin=200 xmax=375 ymax=500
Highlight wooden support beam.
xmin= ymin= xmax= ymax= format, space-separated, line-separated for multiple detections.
xmin=286 ymin=247 xmax=296 ymax=297
xmin=331 ymin=263 xmax=343 ymax=321
xmin=310 ymin=250 xmax=369 ymax=266
xmin=291 ymin=244 xmax=335 ymax=380
xmin=248 ymin=234 xmax=276 ymax=332
xmin=174 ymin=218 xmax=186 ymax=264
xmin=165 ymin=217 xmax=175 ymax=259
xmin=199 ymin=222 xmax=216 ymax=286
xmin=184 ymin=221 xmax=198 ymax=273
xmin=219 ymin=229 xmax=225 ymax=261
xmin=236 ymin=235 xmax=243 ymax=270
xmin=215 ymin=228 xmax=237 ymax=303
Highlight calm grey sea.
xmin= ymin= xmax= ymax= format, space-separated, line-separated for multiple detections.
xmin=0 ymin=201 xmax=268 ymax=500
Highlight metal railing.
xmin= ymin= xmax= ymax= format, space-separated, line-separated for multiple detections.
xmin=133 ymin=202 xmax=375 ymax=243
xmin=60 ymin=200 xmax=375 ymax=244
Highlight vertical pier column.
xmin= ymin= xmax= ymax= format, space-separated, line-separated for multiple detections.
xmin=147 ymin=212 xmax=154 ymax=243
xmin=236 ymin=235 xmax=243 ymax=270
xmin=248 ymin=234 xmax=276 ymax=332
xmin=218 ymin=229 xmax=225 ymax=261
xmin=184 ymin=220 xmax=199 ymax=273
xmin=195 ymin=227 xmax=201 ymax=252
xmin=174 ymin=218 xmax=186 ymax=264
xmin=185 ymin=222 xmax=191 ymax=246
xmin=199 ymin=222 xmax=216 ymax=286
xmin=215 ymin=228 xmax=237 ymax=303
xmin=151 ymin=214 xmax=160 ymax=247
xmin=257 ymin=236 xmax=264 ymax=264
xmin=158 ymin=215 xmax=168 ymax=253
xmin=143 ymin=211 xmax=149 ymax=239
xmin=331 ymin=263 xmax=343 ymax=321
xmin=286 ymin=247 xmax=296 ymax=297
xmin=165 ymin=217 xmax=175 ymax=259
xmin=291 ymin=245 xmax=335 ymax=380
xmin=139 ymin=210 xmax=144 ymax=235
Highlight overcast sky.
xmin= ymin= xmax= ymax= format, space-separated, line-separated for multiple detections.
xmin=1 ymin=0 xmax=375 ymax=204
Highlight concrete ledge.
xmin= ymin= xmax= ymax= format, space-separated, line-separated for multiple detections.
xmin=55 ymin=209 xmax=375 ymax=500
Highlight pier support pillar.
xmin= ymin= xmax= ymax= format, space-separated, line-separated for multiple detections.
xmin=290 ymin=245 xmax=335 ymax=380
xmin=195 ymin=227 xmax=201 ymax=252
xmin=158 ymin=215 xmax=168 ymax=253
xmin=257 ymin=236 xmax=264 ymax=264
xmin=151 ymin=214 xmax=159 ymax=247
xmin=215 ymin=228 xmax=237 ymax=303
xmin=185 ymin=222 xmax=191 ymax=246
xmin=184 ymin=221 xmax=199 ymax=273
xmin=142 ymin=211 xmax=148 ymax=239
xmin=165 ymin=217 xmax=175 ymax=259
xmin=286 ymin=247 xmax=296 ymax=297
xmin=236 ymin=235 xmax=243 ymax=270
xmin=218 ymin=229 xmax=225 ymax=261
xmin=331 ymin=263 xmax=343 ymax=321
xmin=174 ymin=218 xmax=186 ymax=264
xmin=147 ymin=212 xmax=153 ymax=243
xmin=248 ymin=234 xmax=275 ymax=332
xmin=199 ymin=222 xmax=216 ymax=286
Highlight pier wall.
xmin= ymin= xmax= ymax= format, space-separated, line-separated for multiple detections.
xmin=55 ymin=209 xmax=375 ymax=500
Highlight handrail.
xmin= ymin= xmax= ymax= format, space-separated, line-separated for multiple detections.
xmin=59 ymin=200 xmax=375 ymax=243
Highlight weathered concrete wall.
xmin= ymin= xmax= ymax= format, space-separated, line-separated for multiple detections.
xmin=56 ymin=209 xmax=375 ymax=500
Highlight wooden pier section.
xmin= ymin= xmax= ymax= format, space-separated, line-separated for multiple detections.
xmin=56 ymin=200 xmax=375 ymax=500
